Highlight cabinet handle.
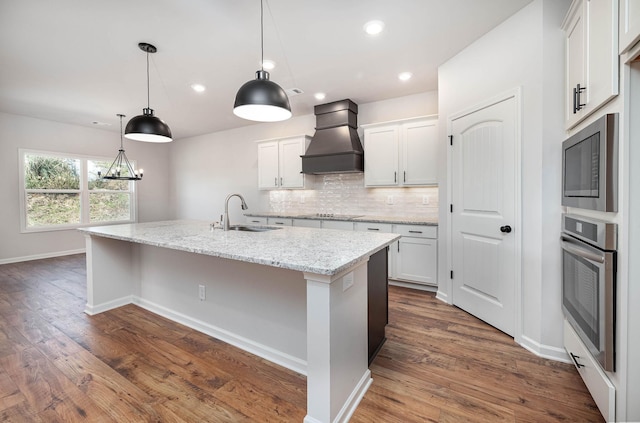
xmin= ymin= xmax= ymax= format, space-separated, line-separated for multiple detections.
xmin=280 ymin=177 xmax=283 ymax=186
xmin=397 ymin=242 xmax=400 ymax=252
xmin=575 ymin=84 xmax=586 ymax=113
xmin=367 ymin=228 xmax=380 ymax=231
xmin=570 ymin=352 xmax=585 ymax=368
xmin=572 ymin=87 xmax=578 ymax=114
xmin=274 ymin=222 xmax=285 ymax=225
xmin=409 ymin=230 xmax=422 ymax=234
xmin=404 ymin=171 xmax=406 ymax=183
xmin=274 ymin=177 xmax=278 ymax=186
xmin=251 ymin=220 xmax=261 ymax=223
xmin=394 ymin=171 xmax=397 ymax=183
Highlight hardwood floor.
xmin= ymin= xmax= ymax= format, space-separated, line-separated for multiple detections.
xmin=0 ymin=254 xmax=603 ymax=422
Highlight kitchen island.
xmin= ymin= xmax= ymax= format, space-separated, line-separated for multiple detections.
xmin=79 ymin=220 xmax=399 ymax=423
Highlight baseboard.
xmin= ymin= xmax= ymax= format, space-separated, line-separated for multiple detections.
xmin=519 ymin=334 xmax=571 ymax=363
xmin=134 ymin=296 xmax=308 ymax=376
xmin=389 ymin=280 xmax=437 ymax=293
xmin=0 ymin=248 xmax=85 ymax=265
xmin=304 ymin=370 xmax=372 ymax=423
xmin=435 ymin=289 xmax=450 ymax=304
xmin=84 ymin=295 xmax=134 ymax=316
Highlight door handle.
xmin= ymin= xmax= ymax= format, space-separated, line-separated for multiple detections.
xmin=570 ymin=352 xmax=585 ymax=368
xmin=500 ymin=225 xmax=512 ymax=233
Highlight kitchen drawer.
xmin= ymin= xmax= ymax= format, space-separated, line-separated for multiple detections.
xmin=393 ymin=224 xmax=437 ymax=239
xmin=355 ymin=222 xmax=393 ymax=233
xmin=246 ymin=217 xmax=268 ymax=225
xmin=267 ymin=218 xmax=293 ymax=226
xmin=564 ymin=320 xmax=615 ymax=422
xmin=321 ymin=220 xmax=354 ymax=231
xmin=293 ymin=219 xmax=322 ymax=228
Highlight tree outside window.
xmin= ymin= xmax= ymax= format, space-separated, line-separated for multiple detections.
xmin=20 ymin=150 xmax=136 ymax=232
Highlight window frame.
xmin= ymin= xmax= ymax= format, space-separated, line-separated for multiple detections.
xmin=19 ymin=149 xmax=138 ymax=233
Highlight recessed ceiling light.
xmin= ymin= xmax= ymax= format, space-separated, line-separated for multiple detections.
xmin=314 ymin=92 xmax=326 ymax=101
xmin=191 ymin=83 xmax=206 ymax=93
xmin=262 ymin=59 xmax=276 ymax=70
xmin=398 ymin=72 xmax=413 ymax=81
xmin=364 ymin=20 xmax=385 ymax=36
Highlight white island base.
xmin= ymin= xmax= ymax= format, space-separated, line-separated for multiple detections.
xmin=81 ymin=222 xmax=398 ymax=423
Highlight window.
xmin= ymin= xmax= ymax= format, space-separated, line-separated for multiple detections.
xmin=20 ymin=150 xmax=136 ymax=232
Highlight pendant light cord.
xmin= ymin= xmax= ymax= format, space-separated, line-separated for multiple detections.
xmin=260 ymin=0 xmax=264 ymax=71
xmin=146 ymin=51 xmax=150 ymax=109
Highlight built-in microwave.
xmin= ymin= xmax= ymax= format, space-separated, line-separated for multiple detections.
xmin=562 ymin=113 xmax=618 ymax=212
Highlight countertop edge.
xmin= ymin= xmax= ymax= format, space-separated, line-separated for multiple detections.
xmin=245 ymin=212 xmax=438 ymax=226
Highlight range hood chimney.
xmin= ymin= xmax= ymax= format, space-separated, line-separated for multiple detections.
xmin=301 ymin=99 xmax=364 ymax=174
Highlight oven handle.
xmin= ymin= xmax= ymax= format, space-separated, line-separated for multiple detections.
xmin=560 ymin=235 xmax=605 ymax=264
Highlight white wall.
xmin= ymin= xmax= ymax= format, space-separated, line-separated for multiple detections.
xmin=437 ymin=0 xmax=570 ymax=357
xmin=171 ymin=92 xmax=438 ymax=224
xmin=0 ymin=112 xmax=173 ymax=263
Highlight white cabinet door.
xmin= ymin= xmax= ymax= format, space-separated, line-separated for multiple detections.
xmin=364 ymin=126 xmax=399 ymax=186
xmin=585 ymin=0 xmax=618 ymax=114
xmin=321 ymin=220 xmax=354 ymax=230
xmin=620 ymin=0 xmax=640 ymax=54
xmin=563 ymin=0 xmax=618 ymax=129
xmin=402 ymin=118 xmax=438 ymax=185
xmin=279 ymin=137 xmax=306 ymax=189
xmin=267 ymin=218 xmax=292 ymax=226
xmin=293 ymin=219 xmax=321 ymax=228
xmin=364 ymin=117 xmax=438 ymax=187
xmin=394 ymin=237 xmax=437 ymax=285
xmin=258 ymin=141 xmax=279 ymax=189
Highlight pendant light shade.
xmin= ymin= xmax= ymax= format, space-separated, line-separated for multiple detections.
xmin=99 ymin=114 xmax=143 ymax=181
xmin=233 ymin=0 xmax=291 ymax=122
xmin=125 ymin=42 xmax=172 ymax=143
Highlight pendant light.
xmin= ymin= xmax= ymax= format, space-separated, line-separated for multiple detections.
xmin=99 ymin=114 xmax=143 ymax=180
xmin=233 ymin=0 xmax=292 ymax=122
xmin=125 ymin=42 xmax=172 ymax=143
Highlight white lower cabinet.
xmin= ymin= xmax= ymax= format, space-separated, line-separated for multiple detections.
xmin=293 ymin=219 xmax=322 ymax=228
xmin=267 ymin=218 xmax=292 ymax=226
xmin=390 ymin=224 xmax=437 ymax=286
xmin=564 ymin=320 xmax=615 ymax=421
xmin=321 ymin=220 xmax=354 ymax=230
xmin=246 ymin=217 xmax=268 ymax=225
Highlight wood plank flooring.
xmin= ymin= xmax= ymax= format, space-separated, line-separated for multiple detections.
xmin=0 ymin=254 xmax=603 ymax=422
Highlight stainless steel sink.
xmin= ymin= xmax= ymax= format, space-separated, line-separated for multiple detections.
xmin=229 ymin=225 xmax=281 ymax=232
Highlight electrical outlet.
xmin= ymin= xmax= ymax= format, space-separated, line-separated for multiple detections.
xmin=386 ymin=195 xmax=394 ymax=205
xmin=422 ymin=195 xmax=430 ymax=205
xmin=342 ymin=272 xmax=354 ymax=292
xmin=198 ymin=284 xmax=206 ymax=301
xmin=299 ymin=195 xmax=305 ymax=204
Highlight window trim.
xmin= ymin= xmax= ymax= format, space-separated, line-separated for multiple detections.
xmin=19 ymin=149 xmax=138 ymax=233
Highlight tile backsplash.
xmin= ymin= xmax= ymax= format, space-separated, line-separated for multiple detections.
xmin=257 ymin=173 xmax=438 ymax=218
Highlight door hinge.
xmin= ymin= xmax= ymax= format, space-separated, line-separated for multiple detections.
xmin=450 ymin=270 xmax=454 ymax=279
xmin=450 ymin=204 xmax=453 ymax=213
xmin=449 ymin=135 xmax=453 ymax=146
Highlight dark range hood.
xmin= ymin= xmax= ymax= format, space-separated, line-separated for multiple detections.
xmin=301 ymin=99 xmax=364 ymax=174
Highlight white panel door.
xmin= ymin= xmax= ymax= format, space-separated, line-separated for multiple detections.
xmin=402 ymin=119 xmax=438 ymax=185
xmin=451 ymin=95 xmax=517 ymax=336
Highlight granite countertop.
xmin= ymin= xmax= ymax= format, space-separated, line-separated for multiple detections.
xmin=79 ymin=220 xmax=399 ymax=276
xmin=244 ymin=212 xmax=438 ymax=226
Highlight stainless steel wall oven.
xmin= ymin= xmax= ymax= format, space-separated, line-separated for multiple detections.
xmin=561 ymin=214 xmax=617 ymax=371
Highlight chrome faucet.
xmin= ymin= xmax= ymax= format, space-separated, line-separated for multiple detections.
xmin=223 ymin=193 xmax=248 ymax=231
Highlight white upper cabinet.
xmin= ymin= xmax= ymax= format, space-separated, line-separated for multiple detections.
xmin=563 ymin=0 xmax=619 ymax=129
xmin=619 ymin=0 xmax=640 ymax=54
xmin=257 ymin=135 xmax=310 ymax=190
xmin=363 ymin=116 xmax=438 ymax=187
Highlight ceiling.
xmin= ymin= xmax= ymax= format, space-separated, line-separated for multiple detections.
xmin=0 ymin=0 xmax=532 ymax=139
